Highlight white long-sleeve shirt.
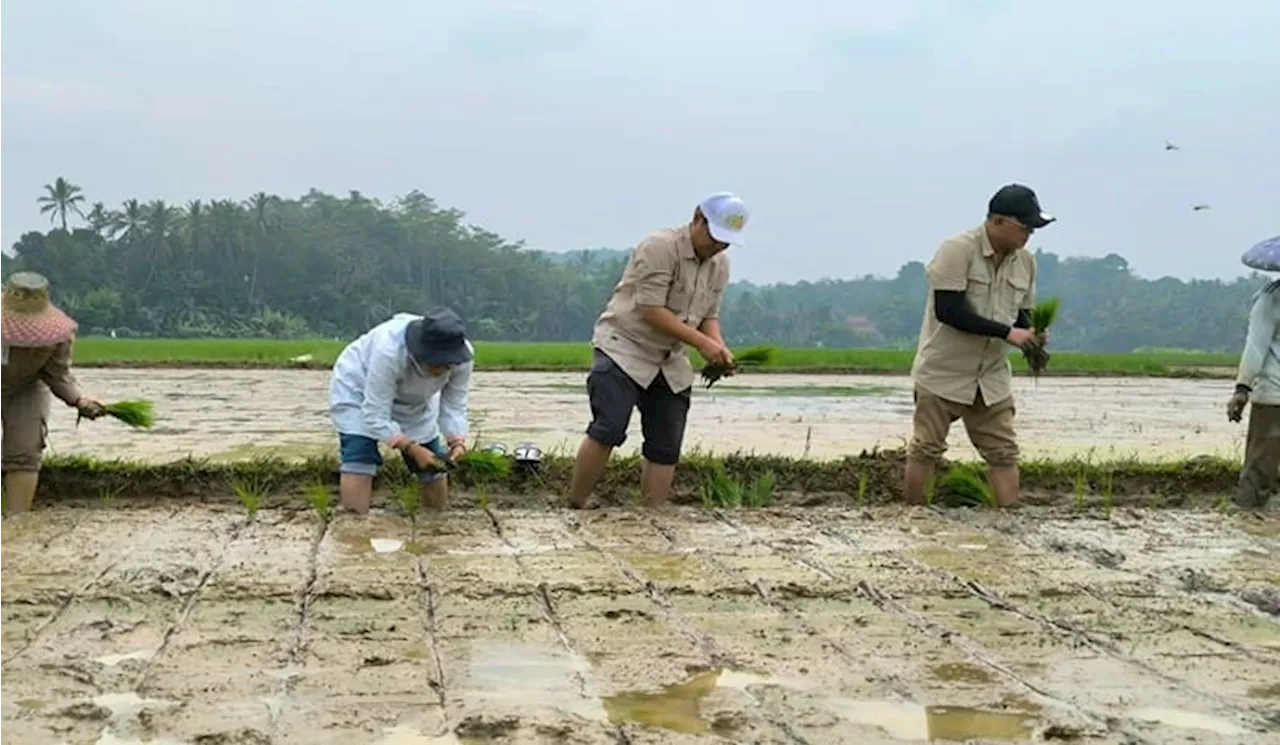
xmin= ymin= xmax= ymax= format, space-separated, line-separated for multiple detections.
xmin=1236 ymin=279 xmax=1280 ymax=405
xmin=328 ymin=313 xmax=473 ymax=444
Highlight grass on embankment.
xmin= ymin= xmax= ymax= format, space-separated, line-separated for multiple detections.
xmin=33 ymin=450 xmax=1244 ymax=511
xmin=71 ymin=337 xmax=1238 ymax=378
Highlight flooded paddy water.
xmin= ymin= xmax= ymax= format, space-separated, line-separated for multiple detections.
xmin=2 ymin=503 xmax=1277 ymax=743
xmin=49 ymin=369 xmax=1241 ymax=464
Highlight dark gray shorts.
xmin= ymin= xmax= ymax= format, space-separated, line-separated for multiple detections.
xmin=585 ymin=349 xmax=691 ymax=466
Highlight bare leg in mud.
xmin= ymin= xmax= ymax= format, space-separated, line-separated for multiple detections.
xmin=2 ymin=471 xmax=40 ymax=515
xmin=569 ymin=437 xmax=612 ymax=509
xmin=640 ymin=460 xmax=676 ymax=507
xmin=421 ymin=477 xmax=448 ymax=510
xmin=2 ymin=390 xmax=48 ymax=515
xmin=986 ymin=465 xmax=1020 ymax=508
xmin=340 ymin=474 xmax=374 ymax=514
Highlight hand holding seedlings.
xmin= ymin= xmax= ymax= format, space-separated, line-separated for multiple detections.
xmin=700 ymin=345 xmax=778 ymax=388
xmin=75 ymin=396 xmax=106 ymax=420
xmin=400 ymin=441 xmax=444 ymax=471
xmin=696 ymin=336 xmax=733 ymax=367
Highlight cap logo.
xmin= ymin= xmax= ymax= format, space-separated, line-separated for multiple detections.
xmin=724 ymin=213 xmax=745 ymax=231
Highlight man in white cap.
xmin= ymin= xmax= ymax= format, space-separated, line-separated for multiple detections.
xmin=568 ymin=192 xmax=746 ymax=508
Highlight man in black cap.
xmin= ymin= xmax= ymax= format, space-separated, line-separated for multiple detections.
xmin=328 ymin=308 xmax=475 ymax=514
xmin=905 ymin=184 xmax=1055 ymax=507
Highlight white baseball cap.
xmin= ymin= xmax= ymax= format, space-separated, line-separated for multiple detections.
xmin=698 ymin=192 xmax=748 ymax=247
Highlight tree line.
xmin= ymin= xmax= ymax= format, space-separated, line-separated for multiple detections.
xmin=1 ymin=177 xmax=1262 ymax=353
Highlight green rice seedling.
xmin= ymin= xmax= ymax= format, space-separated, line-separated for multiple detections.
xmin=230 ymin=474 xmax=268 ymax=519
xmin=394 ymin=483 xmax=422 ymax=526
xmin=935 ymin=464 xmax=995 ymax=508
xmin=700 ymin=345 xmax=778 ymax=389
xmin=1022 ymin=298 xmax=1060 ymax=378
xmin=458 ymin=449 xmax=512 ymax=484
xmin=855 ymin=472 xmax=869 ymax=508
xmin=80 ymin=399 xmax=156 ymax=429
xmin=99 ymin=484 xmax=126 ymax=508
xmin=476 ymin=485 xmax=490 ymax=511
xmin=745 ymin=472 xmax=776 ymax=508
xmin=700 ymin=462 xmax=743 ymax=508
xmin=303 ymin=480 xmax=333 ymax=522
xmin=1101 ymin=470 xmax=1114 ymax=513
xmin=924 ymin=475 xmax=938 ymax=507
xmin=1073 ymin=470 xmax=1087 ymax=510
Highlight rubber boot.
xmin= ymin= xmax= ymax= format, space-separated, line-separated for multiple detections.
xmin=3 ymin=470 xmax=40 ymax=515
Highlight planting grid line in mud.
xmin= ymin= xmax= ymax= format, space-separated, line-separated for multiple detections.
xmin=788 ymin=511 xmax=1275 ymax=734
xmin=680 ymin=512 xmax=1280 ymax=742
xmin=559 ymin=511 xmax=813 ymax=744
xmin=992 ymin=512 xmax=1280 ymax=629
xmin=1 ymin=504 xmax=1277 ymax=744
xmin=263 ymin=515 xmax=331 ymax=738
xmin=657 ymin=509 xmax=1121 ymax=743
xmin=0 ymin=505 xmax=181 ymax=668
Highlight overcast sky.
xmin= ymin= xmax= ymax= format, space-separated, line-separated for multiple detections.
xmin=3 ymin=0 xmax=1277 ymax=284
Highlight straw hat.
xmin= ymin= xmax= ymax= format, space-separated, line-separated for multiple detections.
xmin=1 ymin=272 xmax=78 ymax=348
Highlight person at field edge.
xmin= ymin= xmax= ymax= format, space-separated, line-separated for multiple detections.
xmin=328 ymin=307 xmax=474 ymax=514
xmin=904 ymin=184 xmax=1055 ymax=508
xmin=568 ymin=192 xmax=744 ymax=508
xmin=1 ymin=272 xmax=107 ymax=516
xmin=1227 ymin=258 xmax=1280 ymax=510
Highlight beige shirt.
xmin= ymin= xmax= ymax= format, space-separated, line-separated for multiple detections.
xmin=592 ymin=224 xmax=730 ymax=393
xmin=910 ymin=224 xmax=1037 ymax=406
xmin=1 ymin=340 xmax=84 ymax=405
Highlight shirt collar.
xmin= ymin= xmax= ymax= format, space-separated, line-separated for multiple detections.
xmin=676 ymin=224 xmax=698 ymax=262
xmin=979 ymin=223 xmax=996 ymax=258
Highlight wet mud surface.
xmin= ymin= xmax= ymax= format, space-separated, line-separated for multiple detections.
xmin=51 ymin=369 xmax=1240 ymax=464
xmin=2 ymin=503 xmax=1277 ymax=743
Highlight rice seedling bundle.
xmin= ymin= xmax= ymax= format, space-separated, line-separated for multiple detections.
xmin=1022 ymin=298 xmax=1060 ymax=378
xmin=700 ymin=344 xmax=778 ymax=389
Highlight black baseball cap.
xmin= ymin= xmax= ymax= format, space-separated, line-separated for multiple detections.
xmin=988 ymin=184 xmax=1056 ymax=229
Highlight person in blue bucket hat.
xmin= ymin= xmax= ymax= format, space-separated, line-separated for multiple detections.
xmin=328 ymin=307 xmax=475 ymax=514
xmin=1229 ymin=235 xmax=1280 ymax=510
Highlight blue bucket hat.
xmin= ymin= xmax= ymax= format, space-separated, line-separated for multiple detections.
xmin=1242 ymin=235 xmax=1280 ymax=272
xmin=405 ymin=307 xmax=473 ymax=366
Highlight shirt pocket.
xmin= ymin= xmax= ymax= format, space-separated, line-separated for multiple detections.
xmin=1002 ymin=273 xmax=1031 ymax=321
xmin=964 ymin=267 xmax=993 ymax=316
xmin=665 ymin=283 xmax=694 ymax=316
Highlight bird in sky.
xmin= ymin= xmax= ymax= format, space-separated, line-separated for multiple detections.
xmin=1165 ymin=140 xmax=1180 ymax=151
xmin=1192 ymin=204 xmax=1211 ymax=211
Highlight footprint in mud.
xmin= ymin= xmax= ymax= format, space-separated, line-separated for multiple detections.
xmin=1239 ymin=586 xmax=1280 ymax=616
xmin=454 ymin=714 xmax=520 ymax=740
xmin=1175 ymin=567 xmax=1229 ymax=593
xmin=1047 ymin=539 xmax=1125 ymax=569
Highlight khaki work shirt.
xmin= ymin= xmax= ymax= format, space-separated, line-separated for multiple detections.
xmin=1 ymin=340 xmax=84 ymax=405
xmin=592 ymin=224 xmax=730 ymax=393
xmin=910 ymin=224 xmax=1037 ymax=406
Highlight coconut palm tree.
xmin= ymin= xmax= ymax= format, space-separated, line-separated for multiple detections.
xmin=37 ymin=177 xmax=86 ymax=230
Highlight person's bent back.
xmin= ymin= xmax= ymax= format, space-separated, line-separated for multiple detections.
xmin=328 ymin=307 xmax=474 ymax=514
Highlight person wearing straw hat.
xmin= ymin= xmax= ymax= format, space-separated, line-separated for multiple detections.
xmin=328 ymin=306 xmax=475 ymax=514
xmin=567 ymin=192 xmax=744 ymax=509
xmin=1229 ymin=235 xmax=1280 ymax=510
xmin=2 ymin=272 xmax=107 ymax=515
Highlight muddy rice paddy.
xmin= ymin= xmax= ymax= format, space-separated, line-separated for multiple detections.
xmin=2 ymin=503 xmax=1277 ymax=744
xmin=51 ymin=370 xmax=1239 ymax=464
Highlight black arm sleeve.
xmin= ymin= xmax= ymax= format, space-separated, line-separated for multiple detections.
xmin=1014 ymin=308 xmax=1031 ymax=329
xmin=934 ymin=290 xmax=1011 ymax=339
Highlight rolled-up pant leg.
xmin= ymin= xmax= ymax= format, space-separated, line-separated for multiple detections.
xmin=2 ymin=384 xmax=51 ymax=472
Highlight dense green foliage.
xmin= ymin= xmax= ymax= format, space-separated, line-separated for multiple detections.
xmin=3 ymin=178 xmax=1262 ymax=353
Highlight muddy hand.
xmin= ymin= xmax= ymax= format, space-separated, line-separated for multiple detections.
xmin=76 ymin=396 xmax=106 ymax=420
xmin=1227 ymin=390 xmax=1249 ymax=423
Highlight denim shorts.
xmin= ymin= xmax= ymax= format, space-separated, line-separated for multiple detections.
xmin=338 ymin=433 xmax=450 ymax=483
